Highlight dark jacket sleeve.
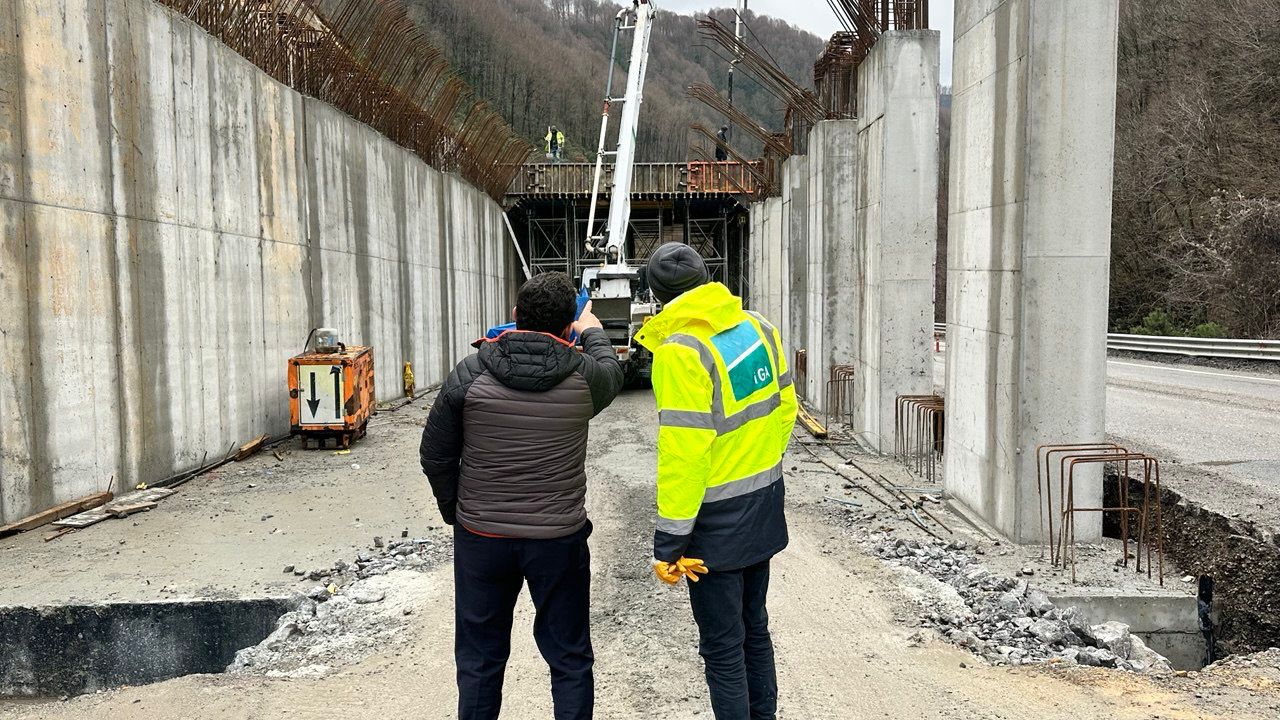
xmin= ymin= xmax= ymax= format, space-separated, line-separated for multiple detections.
xmin=419 ymin=361 xmax=474 ymax=525
xmin=577 ymin=327 xmax=625 ymax=416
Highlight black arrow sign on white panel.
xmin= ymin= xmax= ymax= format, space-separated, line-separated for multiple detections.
xmin=299 ymin=365 xmax=343 ymax=425
xmin=332 ymin=365 xmax=342 ymax=418
xmin=307 ymin=372 xmax=321 ymax=417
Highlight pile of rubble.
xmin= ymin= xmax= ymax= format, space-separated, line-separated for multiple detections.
xmin=228 ymin=535 xmax=449 ymax=677
xmin=283 ymin=534 xmax=447 ymax=601
xmin=876 ymin=535 xmax=1173 ymax=673
xmin=1204 ymin=647 xmax=1280 ymax=672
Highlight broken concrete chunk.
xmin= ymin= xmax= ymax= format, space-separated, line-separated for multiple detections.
xmin=348 ymin=587 xmax=386 ymax=604
xmin=1090 ymin=621 xmax=1134 ymax=659
xmin=1128 ymin=634 xmax=1173 ymax=673
xmin=996 ymin=591 xmax=1024 ymax=615
xmin=1077 ymin=646 xmax=1120 ymax=668
xmin=1064 ymin=610 xmax=1095 ymax=644
xmin=262 ymin=620 xmax=301 ymax=651
xmin=1026 ymin=589 xmax=1054 ymax=616
xmin=1028 ymin=619 xmax=1068 ymax=645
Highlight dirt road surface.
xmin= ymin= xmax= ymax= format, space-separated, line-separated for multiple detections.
xmin=4 ymin=391 xmax=1278 ymax=719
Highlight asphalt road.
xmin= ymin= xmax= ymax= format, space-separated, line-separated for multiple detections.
xmin=934 ymin=353 xmax=1280 ymax=525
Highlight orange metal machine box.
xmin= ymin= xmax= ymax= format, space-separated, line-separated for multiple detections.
xmin=287 ymin=346 xmax=375 ymax=449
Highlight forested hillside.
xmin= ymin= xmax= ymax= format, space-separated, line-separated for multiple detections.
xmin=404 ymin=0 xmax=826 ymax=161
xmin=1111 ymin=0 xmax=1280 ymax=338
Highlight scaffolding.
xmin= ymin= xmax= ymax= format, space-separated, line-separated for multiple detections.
xmin=513 ymin=200 xmax=744 ymax=295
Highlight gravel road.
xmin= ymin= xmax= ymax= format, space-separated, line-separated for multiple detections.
xmin=6 ymin=391 xmax=1278 ymax=719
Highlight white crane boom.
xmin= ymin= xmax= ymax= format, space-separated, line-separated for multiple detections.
xmin=580 ymin=0 xmax=659 ymax=384
xmin=586 ymin=0 xmax=656 ymax=265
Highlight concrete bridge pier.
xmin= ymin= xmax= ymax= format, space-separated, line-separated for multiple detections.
xmin=943 ymin=0 xmax=1121 ymax=544
xmin=851 ymin=30 xmax=940 ymax=453
xmin=747 ymin=30 xmax=939 ymax=454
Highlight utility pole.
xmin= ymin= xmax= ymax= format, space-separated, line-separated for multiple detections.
xmin=726 ymin=0 xmax=746 ymax=141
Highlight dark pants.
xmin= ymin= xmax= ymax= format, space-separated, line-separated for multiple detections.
xmin=687 ymin=559 xmax=778 ymax=720
xmin=454 ymin=523 xmax=593 ymax=720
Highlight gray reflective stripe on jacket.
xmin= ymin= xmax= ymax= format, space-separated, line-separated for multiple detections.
xmin=702 ymin=462 xmax=783 ymax=502
xmin=656 ymin=516 xmax=697 ymax=534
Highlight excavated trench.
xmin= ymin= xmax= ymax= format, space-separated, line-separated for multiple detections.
xmin=1105 ymin=474 xmax=1280 ymax=662
xmin=0 ymin=597 xmax=296 ymax=698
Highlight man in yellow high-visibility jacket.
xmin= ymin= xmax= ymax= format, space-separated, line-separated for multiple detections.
xmin=635 ymin=242 xmax=797 ymax=720
xmin=545 ymin=126 xmax=565 ymax=161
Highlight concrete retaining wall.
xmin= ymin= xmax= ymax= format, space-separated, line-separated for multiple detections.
xmin=942 ymin=0 xmax=1119 ymax=542
xmin=0 ymin=0 xmax=514 ymax=524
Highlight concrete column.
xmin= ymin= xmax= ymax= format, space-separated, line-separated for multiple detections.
xmin=748 ymin=201 xmax=764 ymax=310
xmin=853 ymin=30 xmax=940 ymax=452
xmin=805 ymin=120 xmax=858 ymax=412
xmin=782 ymin=155 xmax=808 ymax=356
xmin=749 ymin=196 xmax=785 ymax=327
xmin=944 ymin=0 xmax=1119 ymax=543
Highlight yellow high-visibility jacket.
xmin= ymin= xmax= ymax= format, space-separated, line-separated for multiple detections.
xmin=635 ymin=281 xmax=797 ymax=569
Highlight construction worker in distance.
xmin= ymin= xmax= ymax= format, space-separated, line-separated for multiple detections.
xmin=634 ymin=242 xmax=797 ymax=720
xmin=546 ymin=125 xmax=565 ymax=162
xmin=715 ymin=125 xmax=729 ymax=161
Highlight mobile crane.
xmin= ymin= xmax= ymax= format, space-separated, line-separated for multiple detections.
xmin=579 ymin=0 xmax=660 ymax=384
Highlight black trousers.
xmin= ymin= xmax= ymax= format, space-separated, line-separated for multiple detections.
xmin=454 ymin=522 xmax=594 ymax=720
xmin=687 ymin=559 xmax=778 ymax=720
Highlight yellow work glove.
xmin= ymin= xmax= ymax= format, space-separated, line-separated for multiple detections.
xmin=652 ymin=557 xmax=708 ymax=584
xmin=675 ymin=557 xmax=708 ymax=582
xmin=653 ymin=560 xmax=682 ymax=585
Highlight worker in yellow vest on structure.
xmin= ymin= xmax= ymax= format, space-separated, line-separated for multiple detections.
xmin=546 ymin=125 xmax=565 ymax=162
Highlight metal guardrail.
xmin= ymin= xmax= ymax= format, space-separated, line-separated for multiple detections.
xmin=1107 ymin=334 xmax=1280 ymax=361
xmin=932 ymin=324 xmax=1280 ymax=362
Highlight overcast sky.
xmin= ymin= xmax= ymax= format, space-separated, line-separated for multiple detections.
xmin=658 ymin=1 xmax=954 ymax=85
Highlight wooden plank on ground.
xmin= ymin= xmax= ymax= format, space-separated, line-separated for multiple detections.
xmin=235 ymin=433 xmax=270 ymax=461
xmin=110 ymin=501 xmax=158 ymax=518
xmin=44 ymin=527 xmax=77 ymax=542
xmin=53 ymin=488 xmax=176 ymax=528
xmin=0 ymin=492 xmax=114 ymax=538
xmin=796 ymin=406 xmax=828 ymax=439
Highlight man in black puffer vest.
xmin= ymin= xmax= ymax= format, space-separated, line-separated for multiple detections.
xmin=420 ymin=271 xmax=624 ymax=720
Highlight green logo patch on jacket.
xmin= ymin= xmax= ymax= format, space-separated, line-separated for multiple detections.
xmin=711 ymin=320 xmax=774 ymax=401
